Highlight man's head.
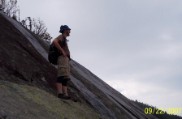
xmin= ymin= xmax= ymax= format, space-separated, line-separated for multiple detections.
xmin=59 ymin=25 xmax=71 ymax=37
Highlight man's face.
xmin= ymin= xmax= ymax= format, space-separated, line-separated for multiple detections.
xmin=65 ymin=30 xmax=71 ymax=37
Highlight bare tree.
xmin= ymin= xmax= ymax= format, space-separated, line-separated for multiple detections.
xmin=32 ymin=19 xmax=47 ymax=35
xmin=3 ymin=0 xmax=20 ymax=21
xmin=27 ymin=17 xmax=32 ymax=31
xmin=32 ymin=18 xmax=52 ymax=43
xmin=2 ymin=0 xmax=51 ymax=44
xmin=21 ymin=17 xmax=52 ymax=44
xmin=0 ymin=0 xmax=4 ymax=10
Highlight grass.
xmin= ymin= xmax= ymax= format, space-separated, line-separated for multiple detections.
xmin=0 ymin=80 xmax=101 ymax=119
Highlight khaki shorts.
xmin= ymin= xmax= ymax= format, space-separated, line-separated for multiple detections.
xmin=57 ymin=56 xmax=70 ymax=77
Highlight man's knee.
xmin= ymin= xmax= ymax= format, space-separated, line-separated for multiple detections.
xmin=57 ymin=76 xmax=70 ymax=86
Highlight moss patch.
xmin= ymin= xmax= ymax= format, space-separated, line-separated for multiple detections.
xmin=0 ymin=81 xmax=100 ymax=119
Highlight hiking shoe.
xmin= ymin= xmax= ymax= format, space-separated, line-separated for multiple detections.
xmin=58 ymin=94 xmax=71 ymax=100
xmin=58 ymin=93 xmax=64 ymax=98
xmin=62 ymin=95 xmax=71 ymax=100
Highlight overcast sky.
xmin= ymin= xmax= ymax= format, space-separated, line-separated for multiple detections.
xmin=17 ymin=0 xmax=182 ymax=116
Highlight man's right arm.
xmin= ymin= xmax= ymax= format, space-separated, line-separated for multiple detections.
xmin=53 ymin=38 xmax=67 ymax=57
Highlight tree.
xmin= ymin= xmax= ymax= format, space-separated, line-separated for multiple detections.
xmin=21 ymin=17 xmax=52 ymax=44
xmin=2 ymin=0 xmax=52 ymax=44
xmin=2 ymin=0 xmax=20 ymax=21
xmin=0 ymin=0 xmax=5 ymax=10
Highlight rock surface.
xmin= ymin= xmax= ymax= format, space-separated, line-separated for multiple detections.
xmin=0 ymin=11 xmax=161 ymax=119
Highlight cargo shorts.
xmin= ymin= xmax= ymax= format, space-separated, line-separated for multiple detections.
xmin=57 ymin=55 xmax=70 ymax=77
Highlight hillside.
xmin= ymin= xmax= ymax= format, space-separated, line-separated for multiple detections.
xmin=0 ymin=11 xmax=181 ymax=119
xmin=0 ymin=11 xmax=100 ymax=119
xmin=0 ymin=80 xmax=100 ymax=119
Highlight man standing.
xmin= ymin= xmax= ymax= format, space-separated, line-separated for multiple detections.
xmin=53 ymin=25 xmax=71 ymax=99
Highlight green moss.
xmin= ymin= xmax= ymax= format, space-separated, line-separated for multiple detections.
xmin=0 ymin=81 xmax=100 ymax=119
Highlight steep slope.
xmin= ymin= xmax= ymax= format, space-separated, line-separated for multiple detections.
xmin=0 ymin=80 xmax=100 ymax=119
xmin=1 ymin=11 xmax=178 ymax=119
xmin=0 ymin=12 xmax=100 ymax=119
xmin=70 ymin=61 xmax=158 ymax=119
xmin=0 ymin=11 xmax=56 ymax=88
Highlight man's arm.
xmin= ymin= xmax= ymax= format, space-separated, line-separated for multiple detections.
xmin=53 ymin=38 xmax=67 ymax=57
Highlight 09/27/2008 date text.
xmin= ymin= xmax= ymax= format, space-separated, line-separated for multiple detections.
xmin=144 ymin=107 xmax=182 ymax=115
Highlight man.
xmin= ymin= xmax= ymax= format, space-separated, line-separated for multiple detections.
xmin=53 ymin=25 xmax=71 ymax=99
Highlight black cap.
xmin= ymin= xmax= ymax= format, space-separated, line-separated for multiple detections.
xmin=59 ymin=25 xmax=71 ymax=33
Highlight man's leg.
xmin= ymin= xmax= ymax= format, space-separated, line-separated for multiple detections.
xmin=56 ymin=83 xmax=63 ymax=95
xmin=63 ymin=86 xmax=68 ymax=96
xmin=62 ymin=77 xmax=70 ymax=98
xmin=57 ymin=56 xmax=65 ymax=97
xmin=57 ymin=56 xmax=71 ymax=99
xmin=56 ymin=76 xmax=64 ymax=98
xmin=63 ymin=57 xmax=71 ymax=97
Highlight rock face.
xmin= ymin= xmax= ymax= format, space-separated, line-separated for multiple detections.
xmin=0 ymin=12 xmax=56 ymax=88
xmin=0 ymin=11 xmax=159 ymax=119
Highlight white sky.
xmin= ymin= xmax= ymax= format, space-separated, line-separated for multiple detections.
xmin=17 ymin=0 xmax=182 ymax=116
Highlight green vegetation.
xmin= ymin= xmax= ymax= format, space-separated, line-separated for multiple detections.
xmin=0 ymin=80 xmax=100 ymax=119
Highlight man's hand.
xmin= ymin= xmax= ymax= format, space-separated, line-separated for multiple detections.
xmin=62 ymin=51 xmax=67 ymax=57
xmin=60 ymin=49 xmax=67 ymax=57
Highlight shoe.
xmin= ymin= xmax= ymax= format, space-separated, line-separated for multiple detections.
xmin=63 ymin=95 xmax=71 ymax=100
xmin=58 ymin=93 xmax=64 ymax=98
xmin=58 ymin=94 xmax=71 ymax=100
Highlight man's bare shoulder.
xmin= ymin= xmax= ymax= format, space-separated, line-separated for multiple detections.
xmin=56 ymin=34 xmax=63 ymax=41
